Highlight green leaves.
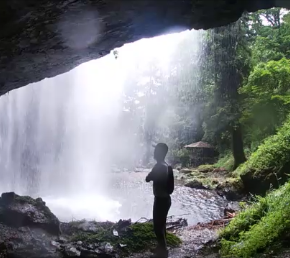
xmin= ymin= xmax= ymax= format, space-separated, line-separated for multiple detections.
xmin=240 ymin=58 xmax=290 ymax=146
xmin=220 ymin=182 xmax=290 ymax=257
xmin=235 ymin=115 xmax=290 ymax=176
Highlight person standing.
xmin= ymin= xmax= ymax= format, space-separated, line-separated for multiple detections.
xmin=145 ymin=143 xmax=174 ymax=258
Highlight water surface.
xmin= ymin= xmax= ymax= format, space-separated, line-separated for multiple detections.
xmin=45 ymin=171 xmax=228 ymax=225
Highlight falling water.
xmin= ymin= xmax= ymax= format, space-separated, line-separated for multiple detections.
xmin=0 ymin=54 xmax=127 ymax=220
xmin=0 ymin=30 xmax=230 ymax=223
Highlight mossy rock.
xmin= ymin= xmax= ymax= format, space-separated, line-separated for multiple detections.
xmin=198 ymin=164 xmax=216 ymax=173
xmin=70 ymin=222 xmax=181 ymax=254
xmin=0 ymin=192 xmax=60 ymax=235
xmin=220 ymin=182 xmax=290 ymax=257
xmin=215 ymin=178 xmax=244 ymax=201
xmin=234 ymin=116 xmax=290 ymax=195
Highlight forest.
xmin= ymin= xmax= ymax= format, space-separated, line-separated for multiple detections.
xmin=118 ymin=7 xmax=290 ymax=257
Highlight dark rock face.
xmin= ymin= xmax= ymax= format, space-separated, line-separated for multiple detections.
xmin=0 ymin=193 xmax=184 ymax=258
xmin=0 ymin=192 xmax=61 ymax=258
xmin=185 ymin=180 xmax=206 ymax=190
xmin=0 ymin=0 xmax=285 ymax=95
xmin=215 ymin=183 xmax=244 ymax=201
xmin=0 ymin=192 xmax=60 ymax=235
xmin=240 ymin=165 xmax=289 ymax=196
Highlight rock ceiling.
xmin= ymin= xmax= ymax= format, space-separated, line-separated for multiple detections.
xmin=0 ymin=0 xmax=288 ymax=94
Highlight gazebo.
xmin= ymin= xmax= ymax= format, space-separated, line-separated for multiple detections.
xmin=184 ymin=141 xmax=217 ymax=167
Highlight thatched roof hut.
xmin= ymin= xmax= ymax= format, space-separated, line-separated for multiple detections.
xmin=184 ymin=141 xmax=216 ymax=167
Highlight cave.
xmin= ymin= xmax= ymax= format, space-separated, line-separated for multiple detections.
xmin=0 ymin=0 xmax=289 ymax=95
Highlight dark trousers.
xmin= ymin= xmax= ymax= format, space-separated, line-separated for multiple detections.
xmin=153 ymin=196 xmax=171 ymax=250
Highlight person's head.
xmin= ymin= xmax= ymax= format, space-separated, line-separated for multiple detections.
xmin=153 ymin=143 xmax=168 ymax=162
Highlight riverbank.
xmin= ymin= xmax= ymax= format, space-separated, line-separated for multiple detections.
xmin=177 ymin=165 xmax=244 ymax=201
xmin=0 ymin=192 xmax=239 ymax=258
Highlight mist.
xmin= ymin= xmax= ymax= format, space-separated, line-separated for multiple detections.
xmin=0 ymin=29 xmax=204 ymax=221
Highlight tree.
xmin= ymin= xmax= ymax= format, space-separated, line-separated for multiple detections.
xmin=239 ymin=8 xmax=290 ymax=149
xmin=240 ymin=58 xmax=290 ymax=148
xmin=201 ymin=16 xmax=251 ymax=169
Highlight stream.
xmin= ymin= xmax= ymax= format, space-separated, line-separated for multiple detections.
xmin=45 ymin=170 xmax=230 ymax=226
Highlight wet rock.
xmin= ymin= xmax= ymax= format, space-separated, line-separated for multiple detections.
xmin=0 ymin=223 xmax=62 ymax=258
xmin=115 ymin=219 xmax=132 ymax=231
xmin=240 ymin=167 xmax=289 ymax=196
xmin=103 ymin=243 xmax=114 ymax=253
xmin=60 ymin=220 xmax=108 ymax=235
xmin=58 ymin=236 xmax=69 ymax=244
xmin=64 ymin=246 xmax=81 ymax=256
xmin=51 ymin=240 xmax=62 ymax=249
xmin=185 ymin=180 xmax=207 ymax=190
xmin=174 ymin=164 xmax=182 ymax=171
xmin=180 ymin=168 xmax=193 ymax=175
xmin=225 ymin=202 xmax=241 ymax=213
xmin=216 ymin=182 xmax=244 ymax=201
xmin=0 ymin=192 xmax=62 ymax=258
xmin=0 ymin=192 xmax=60 ymax=236
xmin=166 ymin=217 xmax=188 ymax=230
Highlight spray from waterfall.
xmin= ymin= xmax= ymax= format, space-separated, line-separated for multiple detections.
xmin=0 ymin=29 xmax=204 ymax=221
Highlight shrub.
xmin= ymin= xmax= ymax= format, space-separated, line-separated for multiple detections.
xmin=220 ymin=182 xmax=290 ymax=257
xmin=235 ymin=116 xmax=290 ymax=177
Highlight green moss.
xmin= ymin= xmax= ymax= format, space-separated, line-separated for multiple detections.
xmin=220 ymin=182 xmax=290 ymax=257
xmin=198 ymin=178 xmax=219 ymax=189
xmin=71 ymin=222 xmax=181 ymax=254
xmin=198 ymin=164 xmax=216 ymax=172
xmin=215 ymin=153 xmax=235 ymax=171
xmin=235 ymin=116 xmax=290 ymax=177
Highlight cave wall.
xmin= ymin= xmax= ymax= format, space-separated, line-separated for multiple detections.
xmin=0 ymin=0 xmax=287 ymax=94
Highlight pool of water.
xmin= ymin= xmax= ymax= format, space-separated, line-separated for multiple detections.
xmin=44 ymin=171 xmax=229 ymax=225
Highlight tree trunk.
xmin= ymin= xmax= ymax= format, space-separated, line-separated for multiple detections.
xmin=232 ymin=124 xmax=246 ymax=170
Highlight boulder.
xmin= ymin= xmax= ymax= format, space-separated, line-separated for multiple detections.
xmin=185 ymin=180 xmax=206 ymax=190
xmin=0 ymin=192 xmax=60 ymax=235
xmin=215 ymin=181 xmax=244 ymax=201
xmin=0 ymin=192 xmax=62 ymax=258
xmin=0 ymin=223 xmax=62 ymax=258
xmin=240 ymin=167 xmax=289 ymax=196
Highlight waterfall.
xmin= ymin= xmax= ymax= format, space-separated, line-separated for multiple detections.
xmin=0 ymin=54 xmax=125 ymax=219
xmin=0 ymin=30 xmax=201 ymax=221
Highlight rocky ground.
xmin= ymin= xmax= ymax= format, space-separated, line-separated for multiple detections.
xmin=0 ymin=191 xmax=238 ymax=258
xmin=177 ymin=165 xmax=245 ymax=202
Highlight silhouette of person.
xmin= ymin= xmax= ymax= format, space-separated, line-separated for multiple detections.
xmin=146 ymin=143 xmax=174 ymax=258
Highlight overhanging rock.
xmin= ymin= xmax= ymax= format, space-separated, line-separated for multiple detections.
xmin=0 ymin=0 xmax=287 ymax=94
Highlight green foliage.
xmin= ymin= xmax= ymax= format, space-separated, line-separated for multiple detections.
xmin=215 ymin=153 xmax=235 ymax=171
xmin=71 ymin=222 xmax=181 ymax=254
xmin=250 ymin=8 xmax=290 ymax=65
xmin=200 ymin=16 xmax=250 ymax=167
xmin=198 ymin=164 xmax=215 ymax=172
xmin=240 ymin=58 xmax=290 ymax=146
xmin=235 ymin=115 xmax=290 ymax=176
xmin=171 ymin=148 xmax=191 ymax=167
xmin=220 ymin=182 xmax=290 ymax=257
